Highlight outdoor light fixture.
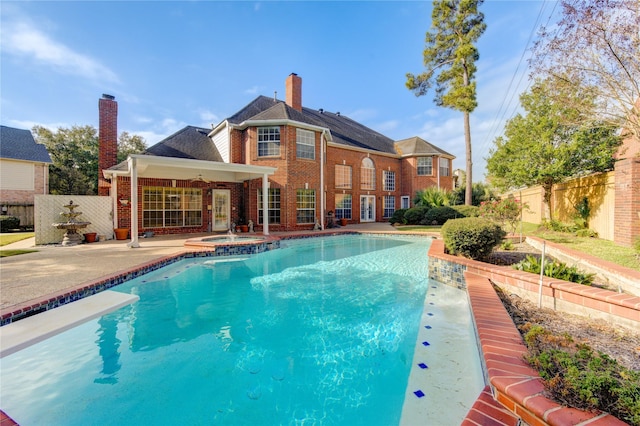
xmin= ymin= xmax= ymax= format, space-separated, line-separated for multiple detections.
xmin=119 ymin=199 xmax=130 ymax=206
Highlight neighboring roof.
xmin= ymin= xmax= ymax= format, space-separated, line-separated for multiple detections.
xmin=0 ymin=125 xmax=52 ymax=163
xmin=394 ymin=136 xmax=455 ymax=159
xmin=145 ymin=126 xmax=223 ymax=162
xmin=227 ymin=96 xmax=397 ymax=154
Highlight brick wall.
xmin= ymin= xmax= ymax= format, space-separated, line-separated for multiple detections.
xmin=614 ymin=157 xmax=640 ymax=246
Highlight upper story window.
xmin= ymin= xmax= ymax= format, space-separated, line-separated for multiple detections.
xmin=383 ymin=170 xmax=395 ymax=191
xmin=417 ymin=157 xmax=432 ymax=176
xmin=257 ymin=127 xmax=280 ymax=157
xmin=296 ymin=128 xmax=315 ymax=160
xmin=439 ymin=158 xmax=450 ymax=177
xmin=360 ymin=157 xmax=375 ymax=190
xmin=335 ymin=164 xmax=352 ymax=189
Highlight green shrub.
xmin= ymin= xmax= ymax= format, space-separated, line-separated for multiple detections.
xmin=451 ymin=205 xmax=480 ymax=217
xmin=513 ymin=254 xmax=595 ymax=285
xmin=0 ymin=216 xmax=20 ymax=232
xmin=389 ymin=208 xmax=407 ymax=225
xmin=420 ymin=206 xmax=462 ymax=225
xmin=523 ymin=325 xmax=640 ymax=425
xmin=404 ymin=206 xmax=430 ymax=225
xmin=441 ymin=217 xmax=506 ymax=260
xmin=501 ymin=240 xmax=514 ymax=250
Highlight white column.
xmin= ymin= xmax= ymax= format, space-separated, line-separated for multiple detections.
xmin=128 ymin=157 xmax=140 ymax=248
xmin=262 ymin=174 xmax=269 ymax=236
xmin=320 ymin=132 xmax=325 ymax=230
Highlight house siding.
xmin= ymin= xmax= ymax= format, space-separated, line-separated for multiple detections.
xmin=0 ymin=160 xmax=49 ymax=204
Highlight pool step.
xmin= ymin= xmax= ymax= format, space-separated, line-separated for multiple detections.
xmin=0 ymin=291 xmax=139 ymax=358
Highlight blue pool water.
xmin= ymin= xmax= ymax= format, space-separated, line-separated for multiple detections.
xmin=0 ymin=234 xmax=483 ymax=425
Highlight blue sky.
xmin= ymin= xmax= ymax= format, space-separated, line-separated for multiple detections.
xmin=1 ymin=1 xmax=559 ymax=181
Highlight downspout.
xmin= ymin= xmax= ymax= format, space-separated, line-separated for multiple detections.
xmin=112 ymin=177 xmax=119 ymax=232
xmin=262 ymin=174 xmax=269 ymax=236
xmin=320 ymin=131 xmax=325 ymax=230
xmin=437 ymin=156 xmax=441 ymax=190
xmin=128 ymin=156 xmax=140 ymax=248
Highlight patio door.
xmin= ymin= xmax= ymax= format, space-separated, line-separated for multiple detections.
xmin=360 ymin=195 xmax=375 ymax=222
xmin=212 ymin=190 xmax=230 ymax=231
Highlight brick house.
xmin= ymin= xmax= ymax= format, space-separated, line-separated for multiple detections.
xmin=0 ymin=126 xmax=52 ymax=226
xmin=102 ymin=74 xmax=454 ymax=244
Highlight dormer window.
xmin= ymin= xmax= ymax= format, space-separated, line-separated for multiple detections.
xmin=258 ymin=127 xmax=281 ymax=157
xmin=296 ymin=128 xmax=315 ymax=160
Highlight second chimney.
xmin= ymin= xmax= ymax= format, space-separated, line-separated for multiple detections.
xmin=98 ymin=94 xmax=118 ymax=196
xmin=285 ymin=73 xmax=302 ymax=112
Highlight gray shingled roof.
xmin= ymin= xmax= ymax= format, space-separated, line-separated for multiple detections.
xmin=145 ymin=126 xmax=223 ymax=162
xmin=394 ymin=136 xmax=454 ymax=158
xmin=227 ymin=96 xmax=397 ymax=154
xmin=0 ymin=125 xmax=52 ymax=163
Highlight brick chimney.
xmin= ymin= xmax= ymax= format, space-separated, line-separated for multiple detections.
xmin=98 ymin=94 xmax=118 ymax=196
xmin=285 ymin=73 xmax=302 ymax=112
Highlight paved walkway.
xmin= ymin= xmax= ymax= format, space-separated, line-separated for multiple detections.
xmin=0 ymin=223 xmax=399 ymax=310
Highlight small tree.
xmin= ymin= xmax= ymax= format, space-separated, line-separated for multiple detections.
xmin=479 ymin=197 xmax=527 ymax=234
xmin=414 ymin=187 xmax=452 ymax=207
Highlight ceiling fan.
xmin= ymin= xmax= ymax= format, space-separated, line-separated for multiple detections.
xmin=190 ymin=174 xmax=211 ymax=183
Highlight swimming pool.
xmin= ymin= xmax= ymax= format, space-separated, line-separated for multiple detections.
xmin=0 ymin=234 xmax=484 ymax=425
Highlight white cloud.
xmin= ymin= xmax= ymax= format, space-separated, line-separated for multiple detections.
xmin=244 ymin=86 xmax=261 ymax=95
xmin=1 ymin=18 xmax=119 ymax=84
xmin=7 ymin=119 xmax=70 ymax=132
xmin=198 ymin=109 xmax=219 ymax=126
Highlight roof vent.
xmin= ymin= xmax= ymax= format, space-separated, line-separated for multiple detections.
xmin=319 ymin=108 xmax=324 ymax=114
xmin=336 ymin=112 xmax=340 ymax=116
xmin=102 ymin=94 xmax=115 ymax=100
xmin=274 ymin=91 xmax=277 ymax=101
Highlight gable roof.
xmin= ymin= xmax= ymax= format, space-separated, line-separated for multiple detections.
xmin=394 ymin=136 xmax=454 ymax=158
xmin=0 ymin=125 xmax=52 ymax=163
xmin=227 ymin=96 xmax=397 ymax=154
xmin=145 ymin=126 xmax=223 ymax=162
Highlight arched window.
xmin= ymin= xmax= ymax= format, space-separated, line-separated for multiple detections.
xmin=361 ymin=157 xmax=375 ymax=190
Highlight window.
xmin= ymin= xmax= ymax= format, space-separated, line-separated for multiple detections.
xmin=383 ymin=170 xmax=395 ymax=191
xmin=296 ymin=128 xmax=315 ymax=160
xmin=257 ymin=188 xmax=281 ymax=224
xmin=258 ymin=127 xmax=280 ymax=157
xmin=401 ymin=196 xmax=410 ymax=209
xmin=296 ymin=189 xmax=316 ymax=224
xmin=360 ymin=157 xmax=375 ymax=190
xmin=439 ymin=158 xmax=450 ymax=177
xmin=335 ymin=194 xmax=352 ymax=219
xmin=383 ymin=196 xmax=395 ymax=218
xmin=417 ymin=157 xmax=432 ymax=176
xmin=143 ymin=187 xmax=202 ymax=228
xmin=335 ymin=164 xmax=352 ymax=189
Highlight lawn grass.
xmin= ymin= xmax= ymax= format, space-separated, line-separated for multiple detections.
xmin=532 ymin=229 xmax=640 ymax=271
xmin=0 ymin=232 xmax=36 ymax=258
xmin=0 ymin=232 xmax=34 ymax=246
xmin=0 ymin=249 xmax=38 ymax=257
xmin=394 ymin=225 xmax=442 ymax=233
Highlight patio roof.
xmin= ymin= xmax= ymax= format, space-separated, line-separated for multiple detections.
xmin=103 ymin=154 xmax=277 ymax=182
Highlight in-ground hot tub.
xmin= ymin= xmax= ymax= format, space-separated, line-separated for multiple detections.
xmin=184 ymin=234 xmax=279 ymax=255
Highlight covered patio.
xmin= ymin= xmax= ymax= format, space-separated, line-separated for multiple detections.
xmin=103 ymin=154 xmax=277 ymax=248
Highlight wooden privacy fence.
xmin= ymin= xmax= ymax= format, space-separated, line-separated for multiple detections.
xmin=504 ymin=171 xmax=615 ymax=241
xmin=2 ymin=204 xmax=35 ymax=228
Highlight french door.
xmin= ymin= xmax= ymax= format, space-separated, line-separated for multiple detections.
xmin=212 ymin=190 xmax=230 ymax=231
xmin=360 ymin=195 xmax=375 ymax=222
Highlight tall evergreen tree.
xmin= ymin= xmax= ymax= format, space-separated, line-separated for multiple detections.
xmin=406 ymin=0 xmax=486 ymax=205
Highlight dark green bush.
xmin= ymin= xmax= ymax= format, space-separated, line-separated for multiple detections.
xmin=389 ymin=208 xmax=408 ymax=225
xmin=420 ymin=206 xmax=462 ymax=225
xmin=404 ymin=206 xmax=430 ymax=225
xmin=523 ymin=325 xmax=640 ymax=425
xmin=441 ymin=217 xmax=506 ymax=260
xmin=451 ymin=205 xmax=480 ymax=217
xmin=513 ymin=255 xmax=595 ymax=285
xmin=0 ymin=215 xmax=20 ymax=232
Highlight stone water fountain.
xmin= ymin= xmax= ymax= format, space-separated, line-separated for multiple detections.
xmin=52 ymin=200 xmax=91 ymax=246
